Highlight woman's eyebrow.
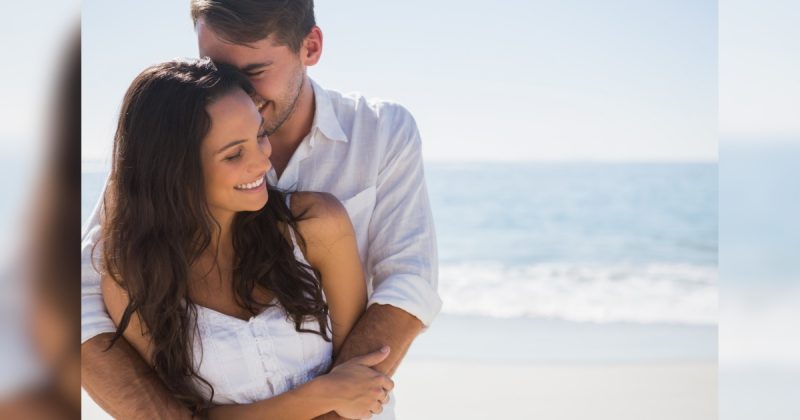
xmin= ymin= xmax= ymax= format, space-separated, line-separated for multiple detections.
xmin=215 ymin=139 xmax=246 ymax=154
xmin=216 ymin=118 xmax=265 ymax=154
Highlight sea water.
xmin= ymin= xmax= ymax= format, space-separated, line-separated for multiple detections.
xmin=82 ymin=161 xmax=719 ymax=362
xmin=82 ymin=161 xmax=717 ymax=326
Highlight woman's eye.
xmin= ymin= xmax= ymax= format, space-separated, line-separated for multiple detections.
xmin=224 ymin=151 xmax=242 ymax=161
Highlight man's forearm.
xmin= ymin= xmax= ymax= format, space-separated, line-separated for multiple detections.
xmin=81 ymin=333 xmax=194 ymax=420
xmin=312 ymin=304 xmax=425 ymax=420
xmin=333 ymin=303 xmax=423 ymax=376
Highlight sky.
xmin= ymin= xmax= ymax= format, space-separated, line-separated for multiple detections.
xmin=79 ymin=0 xmax=719 ymax=163
xmin=720 ymin=0 xmax=800 ymax=140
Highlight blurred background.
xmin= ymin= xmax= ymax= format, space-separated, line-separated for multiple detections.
xmin=718 ymin=0 xmax=800 ymax=419
xmin=1 ymin=1 xmax=80 ymax=419
xmin=1 ymin=0 xmax=797 ymax=419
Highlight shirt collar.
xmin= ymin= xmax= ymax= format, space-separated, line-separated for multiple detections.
xmin=310 ymin=78 xmax=348 ymax=144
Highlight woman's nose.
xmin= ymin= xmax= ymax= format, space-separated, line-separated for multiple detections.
xmin=261 ymin=135 xmax=272 ymax=159
xmin=259 ymin=137 xmax=273 ymax=173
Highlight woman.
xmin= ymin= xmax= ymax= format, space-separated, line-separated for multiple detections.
xmin=97 ymin=58 xmax=392 ymax=419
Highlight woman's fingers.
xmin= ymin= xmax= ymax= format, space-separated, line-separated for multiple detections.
xmin=379 ymin=375 xmax=394 ymax=392
xmin=380 ymin=390 xmax=391 ymax=405
xmin=351 ymin=346 xmax=391 ymax=368
xmin=370 ymin=401 xmax=384 ymax=414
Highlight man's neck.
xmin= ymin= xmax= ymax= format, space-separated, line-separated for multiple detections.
xmin=268 ymin=77 xmax=316 ymax=177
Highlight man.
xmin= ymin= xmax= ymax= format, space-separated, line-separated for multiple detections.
xmin=81 ymin=1 xmax=441 ymax=418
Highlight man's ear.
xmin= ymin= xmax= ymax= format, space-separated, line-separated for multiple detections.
xmin=301 ymin=26 xmax=323 ymax=66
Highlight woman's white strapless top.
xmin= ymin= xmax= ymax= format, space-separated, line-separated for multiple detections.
xmin=190 ymin=218 xmax=333 ymax=405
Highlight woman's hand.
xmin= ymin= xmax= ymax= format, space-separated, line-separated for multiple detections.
xmin=318 ymin=346 xmax=394 ymax=419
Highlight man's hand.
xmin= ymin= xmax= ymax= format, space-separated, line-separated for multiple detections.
xmin=312 ymin=304 xmax=424 ymax=419
xmin=81 ymin=333 xmax=194 ymax=420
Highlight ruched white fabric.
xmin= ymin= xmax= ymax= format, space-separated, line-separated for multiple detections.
xmin=190 ymin=215 xmax=332 ymax=405
xmin=191 ymin=301 xmax=333 ymax=405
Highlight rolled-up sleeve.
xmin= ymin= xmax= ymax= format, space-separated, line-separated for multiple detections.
xmin=366 ymin=105 xmax=442 ymax=327
xmin=81 ymin=188 xmax=116 ymax=344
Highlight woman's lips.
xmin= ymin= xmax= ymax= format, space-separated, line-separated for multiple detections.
xmin=234 ymin=174 xmax=266 ymax=191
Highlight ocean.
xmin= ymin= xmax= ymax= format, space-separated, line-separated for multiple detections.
xmin=82 ymin=161 xmax=718 ymax=328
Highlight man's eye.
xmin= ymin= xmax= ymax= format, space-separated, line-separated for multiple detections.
xmin=246 ymin=71 xmax=264 ymax=78
xmin=257 ymin=130 xmax=269 ymax=142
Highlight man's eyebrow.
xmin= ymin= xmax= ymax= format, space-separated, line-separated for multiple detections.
xmin=215 ymin=139 xmax=246 ymax=155
xmin=240 ymin=61 xmax=273 ymax=73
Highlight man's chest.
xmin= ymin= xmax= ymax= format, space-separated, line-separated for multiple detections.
xmin=269 ymin=139 xmax=381 ymax=262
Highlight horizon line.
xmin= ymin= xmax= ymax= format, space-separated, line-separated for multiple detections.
xmin=81 ymin=157 xmax=717 ymax=173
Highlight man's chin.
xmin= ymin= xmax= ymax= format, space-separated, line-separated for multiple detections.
xmin=259 ymin=109 xmax=282 ymax=135
xmin=264 ymin=116 xmax=290 ymax=137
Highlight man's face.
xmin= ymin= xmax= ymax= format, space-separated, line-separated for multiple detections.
xmin=197 ymin=17 xmax=306 ymax=136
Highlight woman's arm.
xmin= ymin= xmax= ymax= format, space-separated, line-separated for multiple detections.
xmin=292 ymin=192 xmax=368 ymax=355
xmin=205 ymin=377 xmax=339 ymax=420
xmin=207 ymin=347 xmax=392 ymax=420
xmin=103 ymin=275 xmax=387 ymax=419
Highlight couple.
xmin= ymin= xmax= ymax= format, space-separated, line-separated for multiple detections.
xmin=80 ymin=1 xmax=441 ymax=419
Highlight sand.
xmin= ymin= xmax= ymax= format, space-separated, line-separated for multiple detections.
xmin=82 ymin=361 xmax=716 ymax=419
xmin=392 ymin=360 xmax=717 ymax=420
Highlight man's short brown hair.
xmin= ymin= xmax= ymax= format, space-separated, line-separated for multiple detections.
xmin=190 ymin=0 xmax=316 ymax=52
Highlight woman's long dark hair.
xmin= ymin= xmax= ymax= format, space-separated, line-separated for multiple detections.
xmin=98 ymin=58 xmax=330 ymax=414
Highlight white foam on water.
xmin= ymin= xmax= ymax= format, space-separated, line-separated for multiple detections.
xmin=439 ymin=262 xmax=718 ymax=325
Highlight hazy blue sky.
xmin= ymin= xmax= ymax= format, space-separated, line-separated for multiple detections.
xmin=720 ymin=0 xmax=800 ymax=140
xmin=80 ymin=0 xmax=719 ymax=162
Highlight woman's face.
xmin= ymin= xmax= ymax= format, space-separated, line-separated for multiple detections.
xmin=201 ymin=88 xmax=272 ymax=220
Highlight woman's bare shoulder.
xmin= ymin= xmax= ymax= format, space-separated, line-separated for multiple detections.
xmin=289 ymin=192 xmax=354 ymax=261
xmin=290 ymin=192 xmax=350 ymax=228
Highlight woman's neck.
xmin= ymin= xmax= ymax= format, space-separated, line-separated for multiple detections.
xmin=204 ymin=209 xmax=235 ymax=271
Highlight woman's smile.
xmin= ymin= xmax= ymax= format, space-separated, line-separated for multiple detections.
xmin=234 ymin=173 xmax=267 ymax=192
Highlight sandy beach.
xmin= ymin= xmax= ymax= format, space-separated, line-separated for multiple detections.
xmin=394 ymin=361 xmax=717 ymax=420
xmin=389 ymin=315 xmax=717 ymax=419
xmin=82 ymin=361 xmax=716 ymax=419
xmin=82 ymin=314 xmax=717 ymax=419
